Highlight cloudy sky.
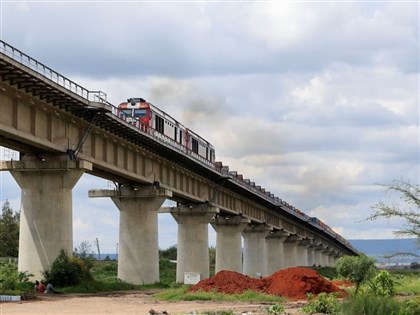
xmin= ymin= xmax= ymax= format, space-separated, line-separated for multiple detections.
xmin=0 ymin=1 xmax=418 ymax=253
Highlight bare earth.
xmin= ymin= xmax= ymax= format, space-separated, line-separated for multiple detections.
xmin=0 ymin=291 xmax=308 ymax=315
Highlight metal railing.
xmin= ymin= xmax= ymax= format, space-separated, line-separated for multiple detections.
xmin=0 ymin=40 xmax=107 ymax=103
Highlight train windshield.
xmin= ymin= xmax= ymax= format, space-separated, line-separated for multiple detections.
xmin=121 ymin=109 xmax=132 ymax=116
xmin=134 ymin=109 xmax=147 ymax=117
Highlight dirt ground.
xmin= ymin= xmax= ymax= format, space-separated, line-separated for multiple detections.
xmin=0 ymin=291 xmax=309 ymax=315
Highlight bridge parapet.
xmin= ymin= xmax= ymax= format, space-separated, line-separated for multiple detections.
xmin=0 ymin=40 xmax=108 ymax=104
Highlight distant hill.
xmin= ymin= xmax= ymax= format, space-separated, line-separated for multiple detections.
xmin=349 ymin=238 xmax=419 ymax=264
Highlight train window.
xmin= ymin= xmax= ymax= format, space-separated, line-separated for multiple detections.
xmin=179 ymin=130 xmax=183 ymax=143
xmin=134 ymin=109 xmax=147 ymax=117
xmin=206 ymin=147 xmax=208 ymax=160
xmin=121 ymin=109 xmax=132 ymax=116
xmin=155 ymin=115 xmax=164 ymax=133
xmin=191 ymin=138 xmax=199 ymax=154
xmin=174 ymin=127 xmax=177 ymax=141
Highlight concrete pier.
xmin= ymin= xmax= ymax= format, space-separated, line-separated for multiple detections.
xmin=242 ymin=224 xmax=272 ymax=277
xmin=265 ymin=230 xmax=289 ymax=274
xmin=89 ymin=185 xmax=172 ymax=284
xmin=283 ymin=235 xmax=301 ymax=268
xmin=313 ymin=245 xmax=324 ymax=266
xmin=297 ymin=238 xmax=310 ymax=266
xmin=211 ymin=215 xmax=250 ymax=274
xmin=307 ymin=244 xmax=316 ymax=266
xmin=169 ymin=204 xmax=219 ymax=283
xmin=322 ymin=248 xmax=331 ymax=266
xmin=3 ymin=157 xmax=91 ymax=279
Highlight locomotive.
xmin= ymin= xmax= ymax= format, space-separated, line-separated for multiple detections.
xmin=117 ymin=98 xmax=216 ymax=166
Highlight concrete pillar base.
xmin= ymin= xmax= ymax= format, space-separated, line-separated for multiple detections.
xmin=90 ymin=185 xmax=172 ymax=285
xmin=242 ymin=224 xmax=272 ymax=277
xmin=170 ymin=204 xmax=219 ymax=283
xmin=211 ymin=215 xmax=250 ymax=274
xmin=266 ymin=230 xmax=289 ymax=274
xmin=283 ymin=235 xmax=301 ymax=268
xmin=297 ymin=239 xmax=310 ymax=267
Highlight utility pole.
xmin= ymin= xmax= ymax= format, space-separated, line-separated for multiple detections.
xmin=94 ymin=237 xmax=101 ymax=261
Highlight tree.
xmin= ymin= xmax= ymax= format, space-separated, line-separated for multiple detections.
xmin=336 ymin=255 xmax=376 ymax=295
xmin=366 ymin=179 xmax=419 ymax=257
xmin=43 ymin=249 xmax=93 ymax=287
xmin=73 ymin=241 xmax=95 ymax=260
xmin=0 ymin=200 xmax=20 ymax=257
xmin=159 ymin=245 xmax=177 ymax=260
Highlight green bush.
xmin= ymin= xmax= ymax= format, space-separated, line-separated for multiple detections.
xmin=159 ymin=259 xmax=176 ymax=286
xmin=341 ymin=295 xmax=416 ymax=315
xmin=368 ymin=270 xmax=396 ymax=297
xmin=43 ymin=249 xmax=93 ymax=287
xmin=301 ymin=292 xmax=341 ymax=314
xmin=266 ymin=303 xmax=285 ymax=315
xmin=0 ymin=260 xmax=32 ymax=292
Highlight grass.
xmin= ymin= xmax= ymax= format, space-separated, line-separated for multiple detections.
xmin=154 ymin=286 xmax=285 ymax=303
xmin=392 ymin=270 xmax=420 ymax=296
xmin=341 ymin=294 xmax=417 ymax=315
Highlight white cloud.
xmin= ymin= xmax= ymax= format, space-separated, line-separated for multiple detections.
xmin=0 ymin=1 xmax=418 ymax=253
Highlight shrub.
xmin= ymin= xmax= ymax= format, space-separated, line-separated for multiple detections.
xmin=43 ymin=249 xmax=93 ymax=287
xmin=266 ymin=303 xmax=285 ymax=315
xmin=0 ymin=260 xmax=32 ymax=291
xmin=368 ymin=270 xmax=396 ymax=297
xmin=336 ymin=255 xmax=376 ymax=295
xmin=301 ymin=292 xmax=341 ymax=315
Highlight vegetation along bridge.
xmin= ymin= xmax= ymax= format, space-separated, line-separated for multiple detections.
xmin=0 ymin=40 xmax=358 ymax=284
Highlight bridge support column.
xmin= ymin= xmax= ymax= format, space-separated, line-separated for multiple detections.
xmin=242 ymin=224 xmax=272 ymax=277
xmin=307 ymin=245 xmax=316 ymax=267
xmin=2 ymin=157 xmax=91 ymax=279
xmin=89 ymin=185 xmax=172 ymax=284
xmin=327 ymin=252 xmax=336 ymax=267
xmin=265 ymin=230 xmax=289 ymax=274
xmin=297 ymin=239 xmax=310 ymax=266
xmin=170 ymin=204 xmax=219 ymax=283
xmin=322 ymin=249 xmax=330 ymax=266
xmin=211 ymin=215 xmax=250 ymax=274
xmin=283 ymin=235 xmax=301 ymax=268
xmin=313 ymin=245 xmax=324 ymax=266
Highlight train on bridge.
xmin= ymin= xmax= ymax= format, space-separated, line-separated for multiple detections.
xmin=117 ymin=97 xmax=216 ymax=165
xmin=116 ymin=97 xmax=351 ymax=249
xmin=0 ymin=38 xmax=354 ymax=253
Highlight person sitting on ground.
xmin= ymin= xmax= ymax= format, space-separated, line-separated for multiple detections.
xmin=37 ymin=281 xmax=45 ymax=293
xmin=34 ymin=280 xmax=40 ymax=292
xmin=45 ymin=282 xmax=59 ymax=294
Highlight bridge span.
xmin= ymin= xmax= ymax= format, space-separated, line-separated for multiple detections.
xmin=0 ymin=40 xmax=357 ymax=284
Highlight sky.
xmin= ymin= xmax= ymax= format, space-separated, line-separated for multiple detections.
xmin=0 ymin=1 xmax=419 ymax=254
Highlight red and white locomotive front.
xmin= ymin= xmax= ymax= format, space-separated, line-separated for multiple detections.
xmin=117 ymin=98 xmax=151 ymax=128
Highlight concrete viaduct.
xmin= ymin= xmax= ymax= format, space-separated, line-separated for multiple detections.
xmin=0 ymin=40 xmax=357 ymax=284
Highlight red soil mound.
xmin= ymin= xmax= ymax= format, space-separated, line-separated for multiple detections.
xmin=266 ymin=267 xmax=346 ymax=300
xmin=189 ymin=267 xmax=346 ymax=300
xmin=189 ymin=270 xmax=269 ymax=294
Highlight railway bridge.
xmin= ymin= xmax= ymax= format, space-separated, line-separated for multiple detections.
xmin=0 ymin=40 xmax=357 ymax=284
